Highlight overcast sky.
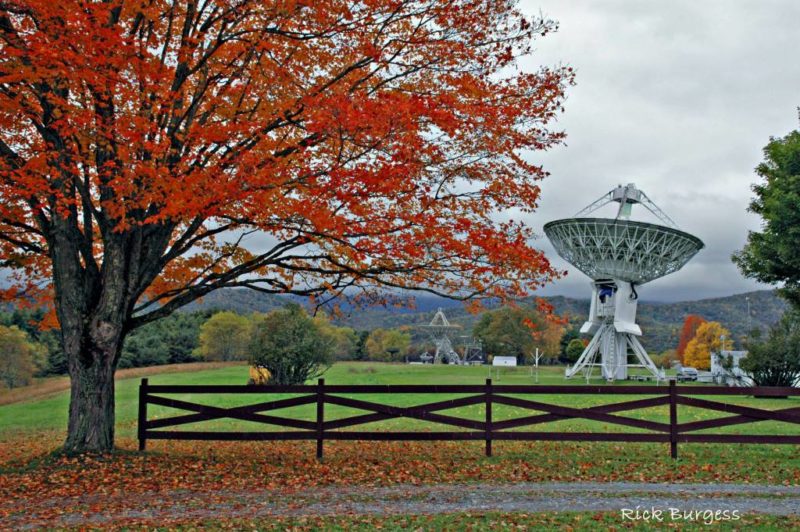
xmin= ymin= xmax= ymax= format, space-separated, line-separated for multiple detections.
xmin=515 ymin=0 xmax=800 ymax=301
xmin=8 ymin=3 xmax=794 ymax=306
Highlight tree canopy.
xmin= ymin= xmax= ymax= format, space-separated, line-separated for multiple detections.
xmin=684 ymin=321 xmax=730 ymax=370
xmin=472 ymin=305 xmax=563 ymax=365
xmin=733 ymin=128 xmax=800 ymax=309
xmin=0 ymin=324 xmax=41 ymax=388
xmin=313 ymin=315 xmax=358 ymax=361
xmin=0 ymin=0 xmax=571 ymax=452
xmin=195 ymin=311 xmax=251 ymax=361
xmin=676 ymin=314 xmax=706 ymax=362
xmin=365 ymin=327 xmax=411 ymax=362
xmin=120 ymin=309 xmax=208 ymax=367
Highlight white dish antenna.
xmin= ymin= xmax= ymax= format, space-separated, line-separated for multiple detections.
xmin=544 ymin=183 xmax=704 ymax=382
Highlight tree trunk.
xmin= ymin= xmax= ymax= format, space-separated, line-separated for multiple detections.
xmin=50 ymin=221 xmax=133 ymax=453
xmin=62 ymin=322 xmax=125 ymax=454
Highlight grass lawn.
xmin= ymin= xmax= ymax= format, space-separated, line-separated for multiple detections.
xmin=3 ymin=361 xmax=798 ymax=438
xmin=1 ymin=362 xmax=602 ymax=435
xmin=1 ymin=361 xmax=799 ymax=483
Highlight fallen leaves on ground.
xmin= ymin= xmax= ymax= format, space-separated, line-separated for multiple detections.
xmin=1 ymin=434 xmax=799 ymax=528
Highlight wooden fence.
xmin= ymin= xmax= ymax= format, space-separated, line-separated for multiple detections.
xmin=137 ymin=378 xmax=800 ymax=459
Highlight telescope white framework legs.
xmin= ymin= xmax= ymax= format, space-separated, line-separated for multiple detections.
xmin=626 ymin=333 xmax=665 ymax=381
xmin=565 ymin=324 xmax=606 ymax=379
xmin=432 ymin=336 xmax=461 ymax=365
xmin=565 ymin=322 xmax=665 ymax=382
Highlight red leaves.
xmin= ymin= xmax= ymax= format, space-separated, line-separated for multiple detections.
xmin=677 ymin=315 xmax=707 ymax=361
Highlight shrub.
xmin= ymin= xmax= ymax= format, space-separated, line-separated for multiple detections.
xmin=249 ymin=304 xmax=333 ymax=385
xmin=650 ymin=349 xmax=679 ymax=369
xmin=741 ymin=311 xmax=800 ymax=387
xmin=564 ymin=338 xmax=586 ymax=364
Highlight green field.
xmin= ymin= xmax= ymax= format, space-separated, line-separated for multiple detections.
xmin=3 ymin=362 xmax=800 ymax=523
xmin=3 ymin=362 xmax=799 ymax=441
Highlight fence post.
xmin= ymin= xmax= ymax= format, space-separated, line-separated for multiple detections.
xmin=138 ymin=378 xmax=148 ymax=451
xmin=669 ymin=378 xmax=678 ymax=459
xmin=316 ymin=378 xmax=325 ymax=461
xmin=485 ymin=378 xmax=492 ymax=457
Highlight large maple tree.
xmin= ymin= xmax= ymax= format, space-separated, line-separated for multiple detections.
xmin=0 ymin=0 xmax=572 ymax=452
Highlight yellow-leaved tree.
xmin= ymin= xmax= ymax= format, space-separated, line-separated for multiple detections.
xmin=0 ymin=325 xmax=39 ymax=389
xmin=195 ymin=312 xmax=252 ymax=362
xmin=684 ymin=321 xmax=731 ymax=370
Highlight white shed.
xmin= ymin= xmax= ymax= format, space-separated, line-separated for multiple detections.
xmin=492 ymin=356 xmax=517 ymax=367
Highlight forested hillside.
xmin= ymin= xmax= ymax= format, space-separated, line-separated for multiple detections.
xmin=1 ymin=289 xmax=787 ymax=381
xmin=183 ymin=289 xmax=787 ymax=353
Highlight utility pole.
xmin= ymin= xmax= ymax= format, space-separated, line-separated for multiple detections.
xmin=746 ymin=296 xmax=752 ymax=336
xmin=533 ymin=347 xmax=543 ymax=383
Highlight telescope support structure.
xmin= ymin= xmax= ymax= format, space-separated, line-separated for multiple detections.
xmin=565 ymin=279 xmax=665 ymax=382
xmin=545 ymin=184 xmax=703 ymax=383
xmin=566 ymin=322 xmax=664 ymax=381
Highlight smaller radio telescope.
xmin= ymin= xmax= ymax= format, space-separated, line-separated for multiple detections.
xmin=544 ymin=184 xmax=704 ymax=382
xmin=423 ymin=308 xmax=462 ymax=364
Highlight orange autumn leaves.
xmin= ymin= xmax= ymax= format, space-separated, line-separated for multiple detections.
xmin=0 ymin=1 xmax=573 ymax=316
xmin=677 ymin=315 xmax=706 ymax=363
xmin=676 ymin=315 xmax=731 ymax=370
xmin=3 ymin=436 xmax=800 ymax=528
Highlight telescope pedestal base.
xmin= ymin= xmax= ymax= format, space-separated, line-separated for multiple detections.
xmin=565 ymin=323 xmax=664 ymax=382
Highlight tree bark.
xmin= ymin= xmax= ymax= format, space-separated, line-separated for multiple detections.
xmin=63 ymin=323 xmax=124 ymax=453
xmin=53 ymin=228 xmax=130 ymax=454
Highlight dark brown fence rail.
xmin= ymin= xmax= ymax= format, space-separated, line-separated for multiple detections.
xmin=137 ymin=378 xmax=800 ymax=459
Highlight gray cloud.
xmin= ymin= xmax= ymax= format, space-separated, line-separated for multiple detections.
xmin=519 ymin=0 xmax=800 ymax=301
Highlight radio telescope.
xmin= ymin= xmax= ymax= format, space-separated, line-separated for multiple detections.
xmin=544 ymin=183 xmax=704 ymax=382
xmin=423 ymin=308 xmax=462 ymax=364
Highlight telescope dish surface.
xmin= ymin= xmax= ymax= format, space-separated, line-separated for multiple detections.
xmin=543 ymin=217 xmax=704 ymax=285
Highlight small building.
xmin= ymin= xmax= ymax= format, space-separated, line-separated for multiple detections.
xmin=710 ymin=350 xmax=753 ymax=386
xmin=492 ymin=356 xmax=517 ymax=367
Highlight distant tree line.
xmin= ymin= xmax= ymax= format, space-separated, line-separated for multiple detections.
xmin=14 ymin=297 xmax=792 ymax=390
xmin=0 ymin=307 xmax=214 ymax=387
xmin=0 ymin=301 xmax=598 ymax=389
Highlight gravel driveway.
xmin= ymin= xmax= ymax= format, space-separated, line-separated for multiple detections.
xmin=5 ymin=481 xmax=800 ymax=528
